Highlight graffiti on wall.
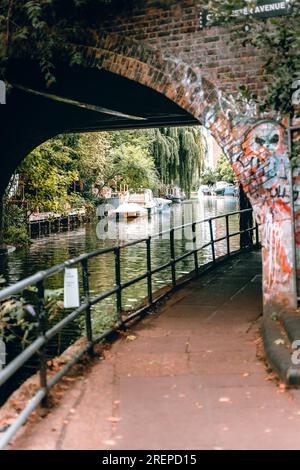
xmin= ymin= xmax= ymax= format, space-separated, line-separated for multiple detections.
xmin=291 ymin=118 xmax=300 ymax=291
xmin=197 ymin=73 xmax=295 ymax=311
xmin=234 ymin=121 xmax=294 ymax=310
xmin=234 ymin=122 xmax=291 ymax=221
xmin=201 ymin=88 xmax=294 ymax=312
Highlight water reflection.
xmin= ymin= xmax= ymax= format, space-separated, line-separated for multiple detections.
xmin=5 ymin=197 xmax=239 ymax=324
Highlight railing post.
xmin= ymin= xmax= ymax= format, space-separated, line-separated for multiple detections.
xmin=255 ymin=221 xmax=259 ymax=247
xmin=170 ymin=228 xmax=176 ymax=287
xmin=208 ymin=219 xmax=216 ymax=263
xmin=239 ymin=185 xmax=253 ymax=249
xmin=146 ymin=237 xmax=153 ymax=305
xmin=114 ymin=247 xmax=122 ymax=322
xmin=192 ymin=222 xmax=199 ymax=274
xmin=225 ymin=215 xmax=230 ymax=256
xmin=81 ymin=259 xmax=93 ymax=354
xmin=37 ymin=280 xmax=48 ymax=407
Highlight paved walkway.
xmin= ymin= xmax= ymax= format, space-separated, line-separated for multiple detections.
xmin=10 ymin=252 xmax=300 ymax=450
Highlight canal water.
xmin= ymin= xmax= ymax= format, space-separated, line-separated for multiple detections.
xmin=0 ymin=197 xmax=239 ymax=405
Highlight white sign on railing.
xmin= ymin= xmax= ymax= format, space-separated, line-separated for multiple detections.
xmin=64 ymin=268 xmax=80 ymax=308
xmin=0 ymin=340 xmax=6 ymax=370
xmin=0 ymin=81 xmax=6 ymax=104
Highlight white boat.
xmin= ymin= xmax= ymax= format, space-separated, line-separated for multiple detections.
xmin=126 ymin=189 xmax=158 ymax=215
xmin=198 ymin=185 xmax=212 ymax=197
xmin=112 ymin=202 xmax=147 ymax=219
xmin=168 ymin=186 xmax=183 ymax=203
xmin=213 ymin=181 xmax=231 ymax=196
xmin=154 ymin=197 xmax=172 ymax=212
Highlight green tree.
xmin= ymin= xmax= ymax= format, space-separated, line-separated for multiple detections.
xmin=215 ymin=153 xmax=235 ymax=183
xmin=152 ymin=127 xmax=207 ymax=198
xmin=72 ymin=132 xmax=111 ymax=202
xmin=199 ymin=168 xmax=218 ymax=187
xmin=4 ymin=128 xmax=158 ymax=245
xmin=108 ymin=142 xmax=158 ymax=191
xmin=16 ymin=134 xmax=80 ymax=216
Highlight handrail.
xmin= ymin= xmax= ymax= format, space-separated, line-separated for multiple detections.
xmin=0 ymin=209 xmax=253 ymax=301
xmin=0 ymin=208 xmax=259 ymax=449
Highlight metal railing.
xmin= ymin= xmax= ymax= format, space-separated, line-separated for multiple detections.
xmin=0 ymin=208 xmax=259 ymax=448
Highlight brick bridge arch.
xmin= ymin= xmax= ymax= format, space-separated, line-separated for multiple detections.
xmin=74 ymin=35 xmax=295 ymax=314
xmin=2 ymin=28 xmax=296 ymax=315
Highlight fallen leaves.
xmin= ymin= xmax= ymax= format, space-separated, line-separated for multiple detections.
xmin=126 ymin=335 xmax=137 ymax=342
xmin=195 ymin=402 xmax=203 ymax=409
xmin=274 ymin=338 xmax=285 ymax=346
xmin=278 ymin=383 xmax=286 ymax=392
xmin=107 ymin=416 xmax=121 ymax=423
xmin=103 ymin=439 xmax=116 ymax=446
xmin=219 ymin=397 xmax=230 ymax=403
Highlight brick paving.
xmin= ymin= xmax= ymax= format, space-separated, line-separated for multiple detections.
xmin=10 ymin=252 xmax=300 ymax=450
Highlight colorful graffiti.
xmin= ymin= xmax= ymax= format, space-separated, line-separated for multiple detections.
xmin=234 ymin=122 xmax=291 ymax=221
xmin=233 ymin=121 xmax=295 ymax=313
xmin=292 ymin=117 xmax=300 ymax=294
xmin=200 ymin=88 xmax=296 ymax=313
xmin=201 ymin=88 xmax=295 ymax=313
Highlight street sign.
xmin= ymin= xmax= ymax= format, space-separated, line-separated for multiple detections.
xmin=200 ymin=1 xmax=291 ymax=29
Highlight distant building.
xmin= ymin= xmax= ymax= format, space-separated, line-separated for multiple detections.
xmin=202 ymin=128 xmax=222 ymax=169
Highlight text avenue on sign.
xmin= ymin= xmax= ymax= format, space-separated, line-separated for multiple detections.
xmin=200 ymin=1 xmax=291 ymax=29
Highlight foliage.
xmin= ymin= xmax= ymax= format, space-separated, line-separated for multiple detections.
xmin=215 ymin=153 xmax=235 ymax=183
xmin=108 ymin=141 xmax=158 ymax=191
xmin=199 ymin=153 xmax=235 ymax=187
xmin=16 ymin=134 xmax=80 ymax=216
xmin=0 ymin=0 xmax=130 ymax=86
xmin=70 ymin=132 xmax=111 ymax=202
xmin=152 ymin=127 xmax=207 ymax=197
xmin=0 ymin=286 xmax=64 ymax=347
xmin=0 ymin=289 xmax=38 ymax=347
xmin=4 ymin=226 xmax=31 ymax=246
xmin=4 ymin=129 xmax=160 ymax=245
xmin=4 ymin=126 xmax=209 ymax=246
xmin=203 ymin=0 xmax=300 ymax=115
xmin=199 ymin=168 xmax=218 ymax=187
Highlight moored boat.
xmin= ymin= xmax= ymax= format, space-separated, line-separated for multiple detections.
xmin=126 ymin=189 xmax=157 ymax=215
xmin=154 ymin=197 xmax=172 ymax=212
xmin=112 ymin=202 xmax=147 ymax=218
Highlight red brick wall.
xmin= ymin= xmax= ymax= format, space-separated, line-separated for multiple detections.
xmin=90 ymin=0 xmax=266 ymax=97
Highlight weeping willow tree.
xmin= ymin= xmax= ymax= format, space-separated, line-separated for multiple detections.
xmin=152 ymin=127 xmax=207 ymax=198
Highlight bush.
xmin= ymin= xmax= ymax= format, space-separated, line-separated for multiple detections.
xmin=4 ymin=227 xmax=31 ymax=247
